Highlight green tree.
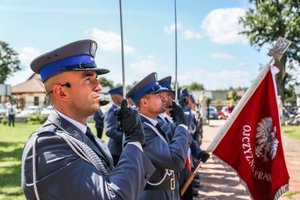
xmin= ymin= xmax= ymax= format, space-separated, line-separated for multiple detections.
xmin=0 ymin=41 xmax=22 ymax=83
xmin=206 ymin=97 xmax=211 ymax=107
xmin=98 ymin=77 xmax=114 ymax=88
xmin=284 ymin=84 xmax=296 ymax=105
xmin=240 ymin=0 xmax=300 ymax=105
xmin=231 ymin=89 xmax=238 ymax=103
xmin=187 ymin=82 xmax=205 ymax=91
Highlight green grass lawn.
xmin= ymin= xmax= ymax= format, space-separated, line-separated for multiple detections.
xmin=0 ymin=123 xmax=299 ymax=200
xmin=0 ymin=122 xmax=104 ymax=200
xmin=0 ymin=123 xmax=40 ymax=200
xmin=282 ymin=125 xmax=300 ymax=140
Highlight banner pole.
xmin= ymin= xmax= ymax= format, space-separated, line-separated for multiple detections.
xmin=174 ymin=0 xmax=178 ymax=102
xmin=118 ymin=0 xmax=126 ymax=99
xmin=180 ymin=161 xmax=203 ymax=197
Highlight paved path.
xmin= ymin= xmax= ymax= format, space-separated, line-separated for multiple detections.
xmin=192 ymin=122 xmax=300 ymax=200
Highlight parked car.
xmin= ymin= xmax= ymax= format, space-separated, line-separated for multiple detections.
xmin=282 ymin=107 xmax=295 ymax=119
xmin=218 ymin=105 xmax=235 ymax=120
xmin=206 ymin=106 xmax=218 ymax=119
xmin=0 ymin=103 xmax=6 ymax=116
xmin=288 ymin=106 xmax=299 ymax=115
xmin=41 ymin=106 xmax=55 ymax=115
xmin=19 ymin=106 xmax=42 ymax=117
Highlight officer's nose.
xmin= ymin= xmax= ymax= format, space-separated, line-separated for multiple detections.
xmin=160 ymin=95 xmax=167 ymax=103
xmin=96 ymin=82 xmax=102 ymax=93
xmin=94 ymin=78 xmax=102 ymax=93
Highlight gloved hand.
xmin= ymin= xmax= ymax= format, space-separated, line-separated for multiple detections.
xmin=179 ymin=97 xmax=188 ymax=108
xmin=200 ymin=151 xmax=210 ymax=163
xmin=171 ymin=101 xmax=188 ymax=126
xmin=115 ymin=99 xmax=145 ymax=145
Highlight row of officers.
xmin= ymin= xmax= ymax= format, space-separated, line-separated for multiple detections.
xmin=21 ymin=39 xmax=209 ymax=200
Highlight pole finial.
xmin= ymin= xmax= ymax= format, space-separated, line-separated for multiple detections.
xmin=268 ymin=37 xmax=291 ymax=62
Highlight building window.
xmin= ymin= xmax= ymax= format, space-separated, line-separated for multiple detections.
xmin=34 ymin=96 xmax=39 ymax=106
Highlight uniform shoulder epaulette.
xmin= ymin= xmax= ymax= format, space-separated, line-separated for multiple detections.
xmin=34 ymin=120 xmax=59 ymax=137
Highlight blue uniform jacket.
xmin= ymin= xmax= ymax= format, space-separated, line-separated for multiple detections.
xmin=104 ymin=104 xmax=124 ymax=156
xmin=139 ymin=115 xmax=192 ymax=200
xmin=21 ymin=112 xmax=155 ymax=200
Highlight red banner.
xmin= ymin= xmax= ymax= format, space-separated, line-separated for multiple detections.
xmin=207 ymin=66 xmax=289 ymax=200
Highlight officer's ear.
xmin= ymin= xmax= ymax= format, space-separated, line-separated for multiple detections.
xmin=52 ymin=84 xmax=70 ymax=101
xmin=140 ymin=98 xmax=146 ymax=106
xmin=140 ymin=96 xmax=149 ymax=107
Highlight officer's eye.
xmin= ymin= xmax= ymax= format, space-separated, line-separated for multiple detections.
xmin=85 ymin=78 xmax=92 ymax=85
xmin=82 ymin=71 xmax=97 ymax=85
xmin=156 ymin=94 xmax=162 ymax=98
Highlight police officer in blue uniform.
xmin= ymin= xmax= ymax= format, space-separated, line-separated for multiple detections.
xmin=93 ymin=106 xmax=105 ymax=139
xmin=104 ymin=86 xmax=124 ymax=166
xmin=21 ymin=39 xmax=155 ymax=200
xmin=159 ymin=77 xmax=210 ymax=199
xmin=179 ymin=88 xmax=205 ymax=150
xmin=126 ymin=72 xmax=192 ymax=200
xmin=179 ymin=88 xmax=210 ymax=197
xmin=157 ymin=76 xmax=174 ymax=124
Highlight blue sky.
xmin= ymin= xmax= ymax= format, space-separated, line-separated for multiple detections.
xmin=1 ymin=0 xmax=272 ymax=90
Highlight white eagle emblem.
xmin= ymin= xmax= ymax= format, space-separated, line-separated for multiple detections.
xmin=255 ymin=117 xmax=279 ymax=162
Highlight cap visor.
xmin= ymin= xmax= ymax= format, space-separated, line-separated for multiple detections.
xmin=73 ymin=68 xmax=110 ymax=75
xmin=149 ymin=87 xmax=169 ymax=94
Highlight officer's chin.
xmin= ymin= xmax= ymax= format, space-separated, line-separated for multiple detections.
xmin=91 ymin=104 xmax=100 ymax=115
xmin=161 ymin=107 xmax=167 ymax=113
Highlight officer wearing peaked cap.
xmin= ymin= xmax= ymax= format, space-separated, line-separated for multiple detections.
xmin=126 ymin=72 xmax=168 ymax=102
xmin=21 ymin=39 xmax=155 ymax=200
xmin=159 ymin=78 xmax=210 ymax=199
xmin=158 ymin=77 xmax=194 ymax=199
xmin=157 ymin=76 xmax=175 ymax=123
xmin=127 ymin=72 xmax=192 ymax=200
xmin=158 ymin=76 xmax=174 ymax=92
xmin=178 ymin=88 xmax=190 ymax=109
xmin=104 ymin=86 xmax=124 ymax=166
xmin=179 ymin=88 xmax=200 ymax=142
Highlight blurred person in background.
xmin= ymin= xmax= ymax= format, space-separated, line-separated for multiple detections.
xmin=104 ymin=86 xmax=124 ymax=166
xmin=7 ymin=101 xmax=16 ymax=127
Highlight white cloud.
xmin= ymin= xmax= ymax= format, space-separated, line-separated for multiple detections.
xmin=211 ymin=53 xmax=234 ymax=60
xmin=164 ymin=23 xmax=182 ymax=35
xmin=90 ymin=27 xmax=135 ymax=54
xmin=182 ymin=29 xmax=202 ymax=40
xmin=18 ymin=47 xmax=40 ymax=66
xmin=178 ymin=69 xmax=253 ymax=89
xmin=129 ymin=56 xmax=157 ymax=75
xmin=202 ymin=8 xmax=247 ymax=44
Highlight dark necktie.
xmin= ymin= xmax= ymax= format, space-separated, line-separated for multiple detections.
xmin=86 ymin=127 xmax=98 ymax=146
xmin=155 ymin=122 xmax=171 ymax=144
xmin=85 ymin=127 xmax=110 ymax=165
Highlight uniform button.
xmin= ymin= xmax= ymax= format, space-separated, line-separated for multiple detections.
xmin=145 ymin=173 xmax=150 ymax=180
